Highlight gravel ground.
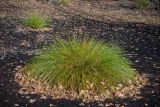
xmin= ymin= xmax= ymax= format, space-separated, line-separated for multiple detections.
xmin=0 ymin=0 xmax=160 ymax=107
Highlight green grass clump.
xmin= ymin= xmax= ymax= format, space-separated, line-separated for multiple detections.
xmin=135 ymin=0 xmax=149 ymax=9
xmin=53 ymin=0 xmax=70 ymax=5
xmin=23 ymin=13 xmax=49 ymax=29
xmin=26 ymin=38 xmax=136 ymax=92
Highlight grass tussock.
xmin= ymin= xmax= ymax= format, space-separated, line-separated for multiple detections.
xmin=23 ymin=13 xmax=49 ymax=29
xmin=53 ymin=0 xmax=70 ymax=5
xmin=25 ymin=37 xmax=136 ymax=92
xmin=135 ymin=0 xmax=149 ymax=9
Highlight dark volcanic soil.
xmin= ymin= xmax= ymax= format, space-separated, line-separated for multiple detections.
xmin=0 ymin=0 xmax=160 ymax=107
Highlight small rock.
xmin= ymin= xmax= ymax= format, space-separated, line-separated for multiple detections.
xmin=109 ymin=103 xmax=114 ymax=106
xmin=79 ymin=102 xmax=85 ymax=106
xmin=20 ymin=42 xmax=26 ymax=46
xmin=105 ymin=103 xmax=110 ymax=107
xmin=145 ymin=103 xmax=148 ymax=106
xmin=130 ymin=85 xmax=134 ymax=89
xmin=49 ymin=104 xmax=54 ymax=107
xmin=98 ymin=103 xmax=104 ymax=106
xmin=94 ymin=96 xmax=99 ymax=100
xmin=89 ymin=83 xmax=94 ymax=88
xmin=103 ymin=90 xmax=112 ymax=98
xmin=18 ymin=90 xmax=24 ymax=94
xmin=118 ymin=93 xmax=125 ymax=98
xmin=59 ymin=85 xmax=63 ymax=90
xmin=136 ymin=91 xmax=141 ymax=94
xmin=15 ymin=65 xmax=22 ymax=71
xmin=115 ymin=91 xmax=124 ymax=98
xmin=27 ymin=53 xmax=33 ymax=56
xmin=26 ymin=96 xmax=30 ymax=99
xmin=14 ymin=104 xmax=19 ymax=107
xmin=135 ymin=60 xmax=139 ymax=63
xmin=41 ymin=96 xmax=47 ymax=99
xmin=118 ymin=84 xmax=123 ymax=88
xmin=79 ymin=90 xmax=89 ymax=97
xmin=115 ymin=87 xmax=121 ymax=91
xmin=29 ymin=99 xmax=36 ymax=103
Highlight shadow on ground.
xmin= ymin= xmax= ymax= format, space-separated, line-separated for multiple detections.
xmin=0 ymin=15 xmax=160 ymax=107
